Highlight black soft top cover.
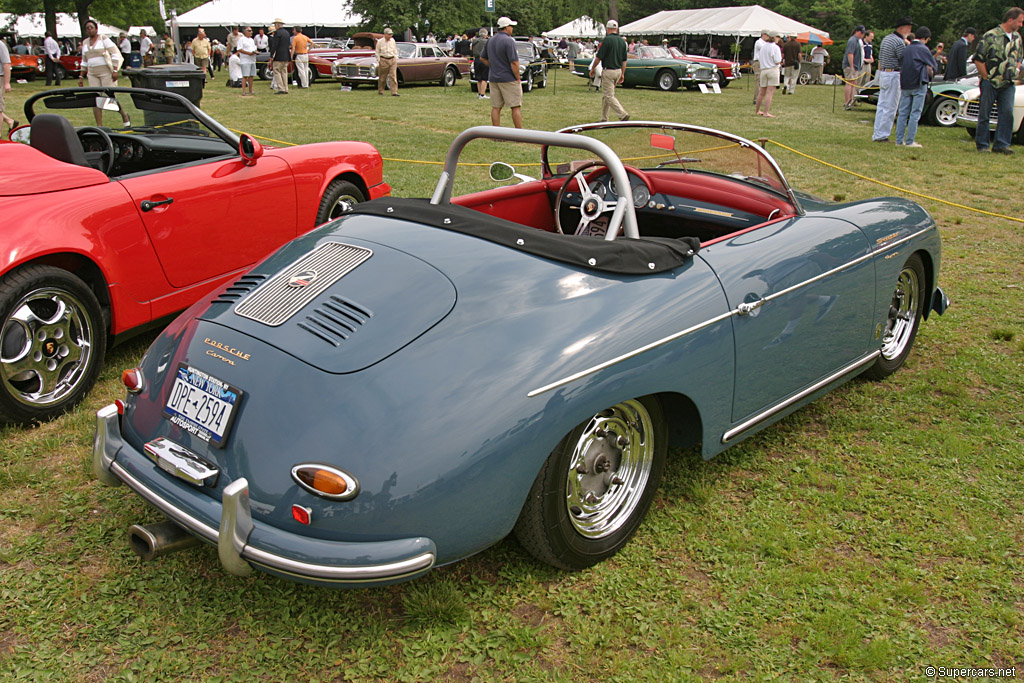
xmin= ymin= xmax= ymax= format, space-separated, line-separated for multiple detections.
xmin=348 ymin=198 xmax=699 ymax=275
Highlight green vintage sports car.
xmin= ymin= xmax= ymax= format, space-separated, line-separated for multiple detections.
xmin=573 ymin=45 xmax=718 ymax=91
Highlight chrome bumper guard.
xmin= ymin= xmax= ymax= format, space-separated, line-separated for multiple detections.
xmin=94 ymin=404 xmax=437 ymax=583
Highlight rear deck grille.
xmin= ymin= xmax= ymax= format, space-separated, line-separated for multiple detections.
xmin=233 ymin=242 xmax=372 ymax=326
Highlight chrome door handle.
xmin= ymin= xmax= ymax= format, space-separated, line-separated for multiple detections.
xmin=737 ymin=298 xmax=765 ymax=316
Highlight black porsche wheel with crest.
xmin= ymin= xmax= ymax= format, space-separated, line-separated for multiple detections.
xmin=514 ymin=395 xmax=667 ymax=569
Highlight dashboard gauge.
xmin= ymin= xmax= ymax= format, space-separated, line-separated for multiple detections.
xmin=120 ymin=143 xmax=133 ymax=160
xmin=136 ymin=145 xmax=144 ymax=160
xmin=592 ymin=182 xmax=607 ymax=199
xmin=632 ymin=184 xmax=650 ymax=208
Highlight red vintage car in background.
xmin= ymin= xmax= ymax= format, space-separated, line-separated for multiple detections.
xmin=9 ymin=51 xmax=46 ymax=80
xmin=0 ymin=86 xmax=389 ymax=424
xmin=668 ymin=47 xmax=739 ymax=87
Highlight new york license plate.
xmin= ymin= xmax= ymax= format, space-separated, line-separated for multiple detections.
xmin=162 ymin=364 xmax=243 ymax=448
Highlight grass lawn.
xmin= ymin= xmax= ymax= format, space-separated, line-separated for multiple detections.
xmin=1 ymin=70 xmax=1022 ymax=682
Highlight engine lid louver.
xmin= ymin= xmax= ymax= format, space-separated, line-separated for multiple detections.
xmin=233 ymin=242 xmax=372 ymax=326
xmin=211 ymin=274 xmax=268 ymax=304
xmin=298 ymin=296 xmax=373 ymax=347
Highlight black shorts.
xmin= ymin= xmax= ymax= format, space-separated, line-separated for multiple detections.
xmin=474 ymin=58 xmax=489 ymax=81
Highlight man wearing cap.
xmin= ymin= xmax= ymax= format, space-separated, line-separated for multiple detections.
xmin=268 ymin=18 xmax=291 ymax=94
xmin=872 ymin=17 xmax=913 ymax=141
xmin=481 ymin=17 xmax=523 ymax=127
xmin=894 ymin=27 xmax=937 ymax=147
xmin=944 ymin=27 xmax=977 ymax=82
xmin=376 ymin=28 xmax=399 ymax=96
xmin=972 ymin=8 xmax=1024 ymax=154
xmin=843 ymin=25 xmax=865 ymax=109
xmin=751 ymin=29 xmax=770 ymax=103
xmin=590 ymin=19 xmax=629 ymax=122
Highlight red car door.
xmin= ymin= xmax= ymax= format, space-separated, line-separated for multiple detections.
xmin=119 ymin=155 xmax=299 ymax=288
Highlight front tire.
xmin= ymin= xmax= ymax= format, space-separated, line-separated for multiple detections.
xmin=656 ymin=69 xmax=678 ymax=91
xmin=55 ymin=65 xmax=66 ymax=81
xmin=539 ymin=67 xmax=548 ymax=88
xmin=926 ymin=97 xmax=958 ymax=127
xmin=315 ymin=179 xmax=365 ymax=225
xmin=514 ymin=396 xmax=667 ymax=570
xmin=863 ymin=254 xmax=926 ymax=380
xmin=0 ymin=266 xmax=106 ymax=425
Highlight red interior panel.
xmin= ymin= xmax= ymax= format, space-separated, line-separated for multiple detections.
xmin=452 ymin=179 xmax=561 ymax=231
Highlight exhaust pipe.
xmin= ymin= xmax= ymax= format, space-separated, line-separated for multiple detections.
xmin=128 ymin=521 xmax=201 ymax=561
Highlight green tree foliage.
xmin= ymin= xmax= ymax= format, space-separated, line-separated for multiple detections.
xmin=350 ymin=0 xmax=594 ymax=38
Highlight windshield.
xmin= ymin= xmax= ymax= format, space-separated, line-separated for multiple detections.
xmin=397 ymin=43 xmax=418 ymax=59
xmin=28 ymin=89 xmax=228 ymax=141
xmin=544 ymin=123 xmax=791 ymax=197
xmin=516 ymin=43 xmax=536 ymax=60
xmin=635 ymin=46 xmax=671 ymax=60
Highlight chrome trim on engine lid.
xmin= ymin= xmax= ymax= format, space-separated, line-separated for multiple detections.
xmin=234 ymin=242 xmax=372 ymax=326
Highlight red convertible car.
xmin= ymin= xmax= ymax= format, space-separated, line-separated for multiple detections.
xmin=668 ymin=47 xmax=739 ymax=87
xmin=0 ymin=87 xmax=390 ymax=425
xmin=9 ymin=51 xmax=46 ymax=80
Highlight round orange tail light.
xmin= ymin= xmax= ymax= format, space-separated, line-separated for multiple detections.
xmin=291 ymin=464 xmax=359 ymax=501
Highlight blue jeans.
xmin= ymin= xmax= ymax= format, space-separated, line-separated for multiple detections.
xmin=895 ymin=84 xmax=928 ymax=144
xmin=975 ymin=79 xmax=1016 ymax=151
xmin=872 ymin=70 xmax=901 ymax=141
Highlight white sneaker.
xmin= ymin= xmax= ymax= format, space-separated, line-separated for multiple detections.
xmin=905 ymin=142 xmax=923 ymax=148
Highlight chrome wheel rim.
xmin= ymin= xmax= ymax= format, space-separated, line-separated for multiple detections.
xmin=935 ymin=99 xmax=958 ymax=126
xmin=326 ymin=193 xmax=359 ymax=220
xmin=1 ymin=287 xmax=94 ymax=407
xmin=658 ymin=72 xmax=674 ymax=90
xmin=565 ymin=399 xmax=655 ymax=539
xmin=880 ymin=266 xmax=919 ymax=361
xmin=444 ymin=68 xmax=456 ymax=86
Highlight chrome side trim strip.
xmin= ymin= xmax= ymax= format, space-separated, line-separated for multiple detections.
xmin=721 ymin=351 xmax=879 ymax=443
xmin=107 ymin=462 xmax=436 ymax=583
xmin=527 ymin=310 xmax=735 ymax=397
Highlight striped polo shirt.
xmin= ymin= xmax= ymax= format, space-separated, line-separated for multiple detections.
xmin=878 ymin=32 xmax=906 ymax=70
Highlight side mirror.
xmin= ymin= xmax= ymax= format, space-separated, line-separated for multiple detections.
xmin=488 ymin=161 xmax=514 ymax=182
xmin=239 ymin=133 xmax=263 ymax=166
xmin=9 ymin=124 xmax=31 ymax=144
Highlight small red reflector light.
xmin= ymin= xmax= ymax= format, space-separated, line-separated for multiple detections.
xmin=121 ymin=368 xmax=144 ymax=394
xmin=291 ymin=504 xmax=312 ymax=525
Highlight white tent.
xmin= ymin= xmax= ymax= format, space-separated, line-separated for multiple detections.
xmin=129 ymin=25 xmax=159 ymax=37
xmin=544 ymin=16 xmax=604 ymax=40
xmin=176 ymin=0 xmax=360 ymax=28
xmin=1 ymin=13 xmax=125 ymax=39
xmin=619 ymin=5 xmax=828 ymax=39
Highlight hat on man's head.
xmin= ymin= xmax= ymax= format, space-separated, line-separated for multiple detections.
xmin=273 ymin=17 xmax=285 ymax=25
xmin=384 ymin=27 xmax=393 ymax=34
xmin=914 ymin=26 xmax=931 ymax=39
xmin=895 ymin=16 xmax=913 ymax=28
xmin=963 ymin=26 xmax=978 ymax=36
xmin=496 ymin=16 xmax=517 ymax=28
xmin=606 ymin=19 xmax=619 ymax=29
xmin=853 ymin=25 xmax=866 ymax=33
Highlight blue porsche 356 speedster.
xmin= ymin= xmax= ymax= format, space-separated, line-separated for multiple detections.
xmin=94 ymin=122 xmax=949 ymax=587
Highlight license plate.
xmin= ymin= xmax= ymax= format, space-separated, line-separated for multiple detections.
xmin=162 ymin=364 xmax=243 ymax=448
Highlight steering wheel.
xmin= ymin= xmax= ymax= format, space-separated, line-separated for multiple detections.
xmin=554 ymin=162 xmax=653 ymax=238
xmin=76 ymin=126 xmax=115 ymax=175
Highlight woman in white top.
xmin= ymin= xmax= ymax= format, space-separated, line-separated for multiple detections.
xmin=77 ymin=19 xmax=125 ymax=125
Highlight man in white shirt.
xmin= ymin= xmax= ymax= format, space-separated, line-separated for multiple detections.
xmin=751 ymin=29 xmax=770 ymax=103
xmin=119 ymin=33 xmax=131 ymax=59
xmin=0 ymin=39 xmax=16 ymax=134
xmin=236 ymin=26 xmax=258 ymax=96
xmin=755 ymin=32 xmax=783 ymax=117
xmin=44 ymin=31 xmax=62 ymax=86
xmin=254 ymin=28 xmax=270 ymax=51
xmin=139 ymin=30 xmax=154 ymax=66
xmin=809 ymin=44 xmax=829 ymax=84
xmin=375 ymin=28 xmax=399 ymax=96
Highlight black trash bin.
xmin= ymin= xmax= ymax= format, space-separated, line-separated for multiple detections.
xmin=123 ymin=63 xmax=208 ymax=129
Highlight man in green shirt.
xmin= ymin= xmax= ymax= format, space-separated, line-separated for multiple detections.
xmin=590 ymin=19 xmax=629 ymax=122
xmin=972 ymin=7 xmax=1023 ymax=153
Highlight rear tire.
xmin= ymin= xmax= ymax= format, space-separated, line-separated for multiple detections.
xmin=315 ymin=179 xmax=365 ymax=225
xmin=863 ymin=254 xmax=926 ymax=380
xmin=514 ymin=396 xmax=667 ymax=570
xmin=0 ymin=265 xmax=106 ymax=425
xmin=442 ymin=66 xmax=457 ymax=87
xmin=523 ymin=69 xmax=534 ymax=93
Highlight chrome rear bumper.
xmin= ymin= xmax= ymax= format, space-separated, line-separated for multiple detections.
xmin=93 ymin=404 xmax=437 ymax=585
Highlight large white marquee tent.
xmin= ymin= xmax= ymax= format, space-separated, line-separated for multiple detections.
xmin=619 ymin=5 xmax=828 ymax=39
xmin=175 ymin=0 xmax=360 ymax=28
xmin=543 ymin=16 xmax=604 ymax=40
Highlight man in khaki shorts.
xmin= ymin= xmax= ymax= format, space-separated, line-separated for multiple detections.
xmin=481 ymin=16 xmax=523 ymax=127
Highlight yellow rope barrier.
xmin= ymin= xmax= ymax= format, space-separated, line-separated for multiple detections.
xmin=764 ymin=138 xmax=1023 ymax=224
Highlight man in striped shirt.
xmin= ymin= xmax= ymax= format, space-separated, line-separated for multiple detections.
xmin=872 ymin=17 xmax=913 ymax=142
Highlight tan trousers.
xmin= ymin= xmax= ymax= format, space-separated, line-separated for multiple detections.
xmin=378 ymin=56 xmax=398 ymax=94
xmin=600 ymin=68 xmax=627 ymax=121
xmin=272 ymin=61 xmax=289 ymax=93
